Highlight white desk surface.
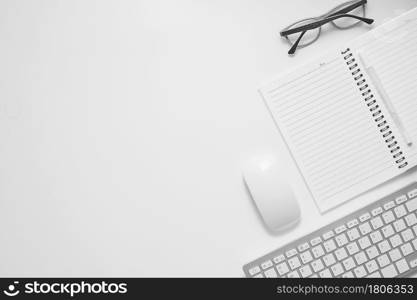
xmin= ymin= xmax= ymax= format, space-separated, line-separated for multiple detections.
xmin=1 ymin=0 xmax=417 ymax=277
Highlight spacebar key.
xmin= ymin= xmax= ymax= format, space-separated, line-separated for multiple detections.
xmin=406 ymin=198 xmax=417 ymax=212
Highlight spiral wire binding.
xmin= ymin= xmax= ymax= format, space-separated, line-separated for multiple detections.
xmin=341 ymin=48 xmax=408 ymax=169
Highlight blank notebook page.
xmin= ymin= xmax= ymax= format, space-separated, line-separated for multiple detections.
xmin=352 ymin=14 xmax=417 ymax=167
xmin=260 ymin=53 xmax=401 ymax=212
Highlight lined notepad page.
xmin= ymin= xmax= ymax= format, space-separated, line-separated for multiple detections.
xmin=260 ymin=54 xmax=402 ymax=212
xmin=351 ymin=10 xmax=417 ymax=168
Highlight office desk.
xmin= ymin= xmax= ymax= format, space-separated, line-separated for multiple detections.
xmin=1 ymin=0 xmax=417 ymax=277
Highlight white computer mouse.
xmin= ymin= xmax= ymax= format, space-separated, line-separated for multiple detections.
xmin=243 ymin=154 xmax=301 ymax=232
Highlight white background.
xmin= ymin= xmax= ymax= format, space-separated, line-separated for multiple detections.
xmin=1 ymin=0 xmax=417 ymax=277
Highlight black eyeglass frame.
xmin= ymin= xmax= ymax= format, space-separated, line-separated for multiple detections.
xmin=280 ymin=0 xmax=373 ymax=55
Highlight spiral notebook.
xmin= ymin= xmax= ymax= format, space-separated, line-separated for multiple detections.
xmin=260 ymin=8 xmax=417 ymax=212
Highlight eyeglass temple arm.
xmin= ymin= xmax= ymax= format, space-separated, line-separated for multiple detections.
xmin=288 ymin=31 xmax=307 ymax=55
xmin=281 ymin=14 xmax=374 ymax=37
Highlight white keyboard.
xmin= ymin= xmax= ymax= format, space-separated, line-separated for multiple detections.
xmin=243 ymin=183 xmax=417 ymax=278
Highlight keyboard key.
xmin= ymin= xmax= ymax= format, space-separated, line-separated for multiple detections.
xmin=405 ymin=213 xmax=417 ymax=226
xmin=358 ymin=236 xmax=371 ymax=249
xmin=367 ymin=271 xmax=381 ymax=278
xmin=347 ymin=219 xmax=359 ymax=228
xmin=287 ymin=271 xmax=300 ymax=278
xmin=300 ymin=251 xmax=313 ymax=264
xmin=297 ymin=243 xmax=310 ymax=252
xmin=366 ymin=246 xmax=379 ymax=259
xmin=393 ymin=219 xmax=407 ymax=232
xmin=354 ymin=265 xmax=367 ymax=278
xmin=347 ymin=228 xmax=360 ymax=241
xmin=401 ymin=228 xmax=415 ymax=242
xmin=335 ymin=248 xmax=348 ymax=261
xmin=312 ymin=245 xmax=325 ymax=258
xmin=400 ymin=243 xmax=413 ymax=256
xmin=264 ymin=268 xmax=278 ymax=278
xmin=323 ymin=240 xmax=337 ymax=253
xmin=382 ymin=225 xmax=395 ymax=238
xmin=323 ymin=253 xmax=336 ymax=267
xmin=396 ymin=259 xmax=410 ymax=274
xmin=413 ymin=239 xmax=417 ymax=250
xmin=370 ymin=231 xmax=383 ymax=244
xmin=359 ymin=213 xmax=371 ymax=222
xmin=414 ymin=225 xmax=417 ymax=236
xmin=311 ymin=237 xmax=322 ymax=246
xmin=359 ymin=222 xmax=372 ymax=235
xmin=406 ymin=199 xmax=417 ymax=212
xmin=335 ymin=234 xmax=348 ymax=247
xmin=343 ymin=257 xmax=356 ymax=271
xmin=347 ymin=242 xmax=360 ymax=255
xmin=249 ymin=266 xmax=261 ymax=276
xmin=354 ymin=251 xmax=368 ymax=265
xmin=331 ymin=263 xmax=344 ymax=276
xmin=382 ymin=211 xmax=395 ymax=224
xmin=323 ymin=231 xmax=335 ymax=240
xmin=378 ymin=240 xmax=391 ymax=253
xmin=371 ymin=216 xmax=384 ymax=229
xmin=273 ymin=255 xmax=285 ymax=264
xmin=366 ymin=260 xmax=379 ymax=273
xmin=319 ymin=269 xmax=332 ymax=278
xmin=277 ymin=263 xmax=290 ymax=276
xmin=261 ymin=260 xmax=273 ymax=270
xmin=298 ymin=243 xmax=310 ymax=252
xmin=377 ymin=254 xmax=390 ymax=268
xmin=394 ymin=205 xmax=407 ymax=218
xmin=388 ymin=248 xmax=402 ymax=262
xmin=408 ymin=189 xmax=417 ymax=199
xmin=299 ymin=265 xmax=313 ymax=278
xmin=335 ymin=225 xmax=347 ymax=234
xmin=286 ymin=249 xmax=297 ymax=258
xmin=384 ymin=201 xmax=396 ymax=210
xmin=342 ymin=271 xmax=354 ymax=278
xmin=312 ymin=259 xmax=325 ymax=272
xmin=389 ymin=234 xmax=403 ymax=248
xmin=381 ymin=264 xmax=398 ymax=277
xmin=410 ymin=259 xmax=417 ymax=268
xmin=372 ymin=207 xmax=383 ymax=216
xmin=253 ymin=273 xmax=264 ymax=278
xmin=288 ymin=257 xmax=301 ymax=270
xmin=395 ymin=195 xmax=408 ymax=205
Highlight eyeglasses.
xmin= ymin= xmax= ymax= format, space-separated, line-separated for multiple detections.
xmin=280 ymin=0 xmax=374 ymax=55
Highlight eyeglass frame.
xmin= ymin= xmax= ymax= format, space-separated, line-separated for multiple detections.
xmin=280 ymin=0 xmax=373 ymax=55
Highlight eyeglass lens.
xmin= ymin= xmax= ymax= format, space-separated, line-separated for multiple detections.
xmin=285 ymin=18 xmax=321 ymax=48
xmin=330 ymin=1 xmax=366 ymax=29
